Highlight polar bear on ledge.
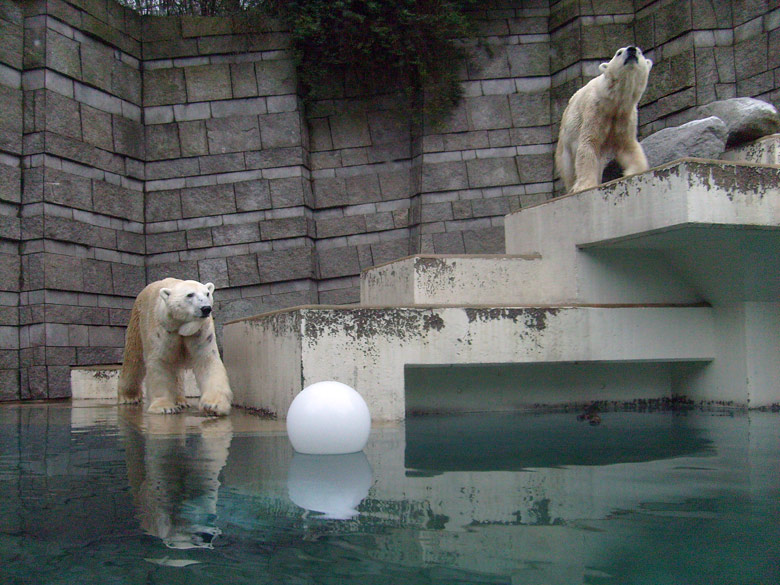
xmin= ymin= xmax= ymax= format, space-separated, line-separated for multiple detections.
xmin=118 ymin=278 xmax=233 ymax=416
xmin=555 ymin=45 xmax=653 ymax=194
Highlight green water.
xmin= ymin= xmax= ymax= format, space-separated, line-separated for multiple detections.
xmin=1 ymin=404 xmax=778 ymax=584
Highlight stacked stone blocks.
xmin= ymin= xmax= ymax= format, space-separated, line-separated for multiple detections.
xmin=16 ymin=0 xmax=145 ymax=399
xmin=139 ymin=14 xmax=316 ymax=326
xmin=1 ymin=2 xmax=25 ymax=400
xmin=1 ymin=0 xmax=780 ymax=400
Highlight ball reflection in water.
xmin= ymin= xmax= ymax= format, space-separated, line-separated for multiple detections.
xmin=287 ymin=452 xmax=373 ymax=519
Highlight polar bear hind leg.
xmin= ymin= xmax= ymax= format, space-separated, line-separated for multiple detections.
xmin=555 ymin=140 xmax=575 ymax=192
xmin=118 ymin=304 xmax=144 ymax=405
xmin=616 ymin=139 xmax=649 ymax=177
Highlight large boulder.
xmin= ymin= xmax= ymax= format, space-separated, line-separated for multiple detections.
xmin=602 ymin=116 xmax=728 ymax=182
xmin=697 ymin=97 xmax=780 ymax=147
xmin=640 ymin=116 xmax=728 ymax=167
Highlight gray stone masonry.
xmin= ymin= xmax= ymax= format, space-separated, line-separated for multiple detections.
xmin=1 ymin=0 xmax=779 ymax=399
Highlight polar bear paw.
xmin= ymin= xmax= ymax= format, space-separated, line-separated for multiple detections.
xmin=118 ymin=394 xmax=143 ymax=406
xmin=148 ymin=397 xmax=187 ymax=415
xmin=199 ymin=391 xmax=231 ymax=417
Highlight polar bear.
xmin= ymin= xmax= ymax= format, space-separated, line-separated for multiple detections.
xmin=555 ymin=45 xmax=653 ymax=193
xmin=118 ymin=278 xmax=233 ymax=416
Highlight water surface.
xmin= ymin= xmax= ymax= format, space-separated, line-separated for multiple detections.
xmin=1 ymin=403 xmax=778 ymax=584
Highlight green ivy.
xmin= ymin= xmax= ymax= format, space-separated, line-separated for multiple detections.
xmin=261 ymin=0 xmax=476 ymax=124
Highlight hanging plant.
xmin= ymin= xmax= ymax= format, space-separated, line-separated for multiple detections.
xmin=261 ymin=0 xmax=476 ymax=124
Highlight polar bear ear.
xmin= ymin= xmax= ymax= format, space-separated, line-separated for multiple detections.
xmin=645 ymin=58 xmax=653 ymax=70
xmin=599 ymin=62 xmax=609 ymax=73
xmin=205 ymin=282 xmax=215 ymax=295
xmin=159 ymin=288 xmax=172 ymax=302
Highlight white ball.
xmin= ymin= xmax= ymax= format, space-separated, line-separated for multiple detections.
xmin=286 ymin=381 xmax=371 ymax=454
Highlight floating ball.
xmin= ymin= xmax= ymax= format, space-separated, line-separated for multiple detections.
xmin=286 ymin=381 xmax=371 ymax=454
xmin=287 ymin=452 xmax=373 ymax=519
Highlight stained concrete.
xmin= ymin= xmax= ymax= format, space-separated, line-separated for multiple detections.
xmin=224 ymin=155 xmax=779 ymax=419
xmin=224 ymin=305 xmax=714 ymax=420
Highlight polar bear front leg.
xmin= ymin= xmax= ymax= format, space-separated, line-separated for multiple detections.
xmin=194 ymin=356 xmax=232 ymax=416
xmin=186 ymin=333 xmax=232 ymax=416
xmin=146 ymin=362 xmax=186 ymax=414
xmin=571 ymin=138 xmax=602 ymax=193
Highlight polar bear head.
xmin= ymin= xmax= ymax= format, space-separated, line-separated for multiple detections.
xmin=599 ymin=46 xmax=652 ymax=101
xmin=159 ymin=280 xmax=215 ymax=336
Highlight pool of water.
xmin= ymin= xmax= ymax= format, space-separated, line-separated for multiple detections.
xmin=1 ymin=403 xmax=778 ymax=585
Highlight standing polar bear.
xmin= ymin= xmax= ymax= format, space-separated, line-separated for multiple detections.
xmin=556 ymin=46 xmax=653 ymax=193
xmin=118 ymin=278 xmax=233 ymax=416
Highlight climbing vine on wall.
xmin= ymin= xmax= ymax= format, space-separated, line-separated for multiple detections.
xmin=262 ymin=0 xmax=476 ymax=124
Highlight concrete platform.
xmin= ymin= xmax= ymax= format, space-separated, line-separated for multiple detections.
xmin=223 ymin=305 xmax=714 ymax=420
xmin=503 ymin=158 xmax=780 ymax=408
xmin=76 ymin=154 xmax=779 ymax=418
xmin=721 ymin=133 xmax=780 ymax=165
xmin=362 ymin=159 xmax=779 ymax=309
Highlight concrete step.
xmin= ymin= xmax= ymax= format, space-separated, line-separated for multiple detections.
xmin=224 ymin=305 xmax=714 ymax=421
xmin=361 ymin=254 xmax=544 ymax=307
xmin=502 ymin=157 xmax=780 ymax=408
xmin=362 ymin=158 xmax=780 ymax=308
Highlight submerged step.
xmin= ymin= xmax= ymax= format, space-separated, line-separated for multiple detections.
xmin=223 ymin=305 xmax=714 ymax=421
xmin=70 ymin=365 xmax=199 ymax=401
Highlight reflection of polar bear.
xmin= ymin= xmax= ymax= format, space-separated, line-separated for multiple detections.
xmin=118 ymin=278 xmax=232 ymax=416
xmin=555 ymin=46 xmax=653 ymax=193
xmin=121 ymin=416 xmax=233 ymax=550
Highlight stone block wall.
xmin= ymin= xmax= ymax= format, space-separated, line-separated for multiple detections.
xmin=0 ymin=1 xmax=23 ymax=401
xmin=414 ymin=1 xmax=554 ymax=258
xmin=0 ymin=0 xmax=778 ymax=400
xmin=307 ymin=1 xmax=555 ymax=304
xmin=138 ymin=14 xmax=316 ymax=326
xmin=550 ymin=0 xmax=780 ymax=138
xmin=15 ymin=0 xmax=145 ymax=399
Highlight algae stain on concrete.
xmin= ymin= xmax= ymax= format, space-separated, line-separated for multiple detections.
xmin=303 ymin=308 xmax=447 ymax=343
xmin=464 ymin=308 xmax=560 ymax=331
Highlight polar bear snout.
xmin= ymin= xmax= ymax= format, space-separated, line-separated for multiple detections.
xmin=624 ymin=46 xmax=639 ymax=64
xmin=200 ymin=305 xmax=212 ymax=317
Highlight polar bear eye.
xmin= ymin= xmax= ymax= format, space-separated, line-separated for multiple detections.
xmin=617 ymin=49 xmax=623 ymax=55
xmin=186 ymin=292 xmax=195 ymax=298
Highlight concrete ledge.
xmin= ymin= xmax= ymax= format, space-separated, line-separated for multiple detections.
xmin=509 ymin=157 xmax=780 ymax=251
xmin=505 ymin=158 xmax=780 ymax=305
xmin=721 ymin=133 xmax=780 ymax=165
xmin=224 ymin=305 xmax=714 ymax=421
